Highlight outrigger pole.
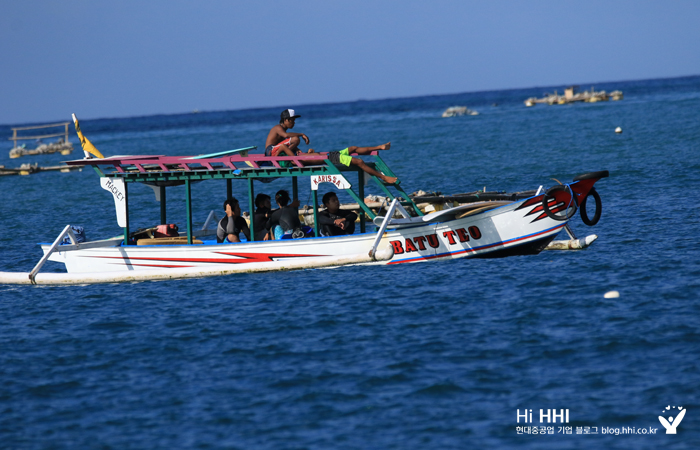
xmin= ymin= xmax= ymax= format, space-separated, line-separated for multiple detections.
xmin=11 ymin=246 xmax=395 ymax=286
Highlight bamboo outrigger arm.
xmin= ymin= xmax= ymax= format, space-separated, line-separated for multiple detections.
xmin=28 ymin=225 xmax=77 ymax=284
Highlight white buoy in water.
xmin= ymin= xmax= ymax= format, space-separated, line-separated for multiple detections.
xmin=604 ymin=291 xmax=620 ymax=298
xmin=615 ymin=127 xmax=622 ymax=134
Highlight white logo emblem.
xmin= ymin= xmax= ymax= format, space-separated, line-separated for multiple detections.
xmin=658 ymin=406 xmax=686 ymax=434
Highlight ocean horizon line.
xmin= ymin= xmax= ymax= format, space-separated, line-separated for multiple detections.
xmin=2 ymin=73 xmax=698 ymax=129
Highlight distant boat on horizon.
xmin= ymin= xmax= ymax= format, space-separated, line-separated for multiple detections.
xmin=442 ymin=106 xmax=479 ymax=117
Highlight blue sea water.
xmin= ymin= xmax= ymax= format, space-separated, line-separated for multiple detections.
xmin=1 ymin=76 xmax=700 ymax=449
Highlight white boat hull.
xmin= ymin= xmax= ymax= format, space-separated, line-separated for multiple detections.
xmin=42 ymin=197 xmax=567 ymax=274
xmin=1 ymin=250 xmax=394 ymax=285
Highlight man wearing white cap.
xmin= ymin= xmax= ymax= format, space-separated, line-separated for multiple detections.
xmin=264 ymin=109 xmax=310 ymax=159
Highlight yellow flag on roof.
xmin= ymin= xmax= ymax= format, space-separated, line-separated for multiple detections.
xmin=72 ymin=113 xmax=104 ymax=159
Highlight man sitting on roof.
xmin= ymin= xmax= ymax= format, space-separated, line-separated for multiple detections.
xmin=300 ymin=143 xmax=398 ymax=184
xmin=265 ymin=109 xmax=310 ymax=158
xmin=265 ymin=109 xmax=397 ymax=183
xmin=217 ymin=197 xmax=250 ymax=243
xmin=318 ymin=192 xmax=357 ymax=236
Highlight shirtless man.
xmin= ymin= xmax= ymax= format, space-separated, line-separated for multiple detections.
xmin=265 ymin=109 xmax=310 ymax=158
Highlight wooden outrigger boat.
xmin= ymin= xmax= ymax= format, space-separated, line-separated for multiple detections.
xmin=0 ymin=117 xmax=608 ymax=285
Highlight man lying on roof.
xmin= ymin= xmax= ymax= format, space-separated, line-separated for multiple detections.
xmin=265 ymin=109 xmax=397 ymax=184
xmin=301 ymin=143 xmax=397 ymax=184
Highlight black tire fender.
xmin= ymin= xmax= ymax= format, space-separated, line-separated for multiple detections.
xmin=542 ymin=185 xmax=577 ymax=221
xmin=579 ymin=187 xmax=602 ymax=226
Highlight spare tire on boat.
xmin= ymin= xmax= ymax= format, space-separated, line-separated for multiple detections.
xmin=579 ymin=187 xmax=602 ymax=226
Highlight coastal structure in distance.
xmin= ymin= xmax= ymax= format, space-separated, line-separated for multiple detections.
xmin=8 ymin=122 xmax=73 ymax=158
xmin=525 ymin=86 xmax=623 ymax=107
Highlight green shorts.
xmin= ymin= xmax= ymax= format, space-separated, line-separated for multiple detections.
xmin=329 ymin=148 xmax=353 ymax=167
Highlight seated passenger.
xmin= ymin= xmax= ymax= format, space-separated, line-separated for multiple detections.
xmin=266 ymin=190 xmax=313 ymax=239
xmin=216 ymin=197 xmax=250 ymax=243
xmin=318 ymin=192 xmax=357 ymax=236
xmin=254 ymin=193 xmax=272 ymax=241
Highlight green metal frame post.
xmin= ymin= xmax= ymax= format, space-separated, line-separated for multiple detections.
xmin=160 ymin=185 xmax=166 ymax=224
xmin=185 ymin=179 xmax=193 ymax=244
xmin=312 ymin=190 xmax=319 ymax=237
xmin=292 ymin=176 xmax=298 ymax=201
xmin=226 ymin=179 xmax=232 ymax=199
xmin=372 ymin=155 xmax=423 ymax=216
xmin=358 ymin=171 xmax=366 ymax=232
xmin=123 ymin=181 xmax=130 ymax=246
xmin=320 ymin=162 xmax=377 ymax=220
xmin=342 ymin=188 xmax=377 ymax=219
xmin=248 ymin=178 xmax=255 ymax=241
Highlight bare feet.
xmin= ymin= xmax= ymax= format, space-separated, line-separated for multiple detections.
xmin=381 ymin=174 xmax=398 ymax=184
xmin=378 ymin=142 xmax=391 ymax=151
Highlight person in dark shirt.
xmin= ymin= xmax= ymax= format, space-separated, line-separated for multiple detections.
xmin=265 ymin=190 xmax=314 ymax=239
xmin=216 ymin=197 xmax=250 ymax=243
xmin=318 ymin=192 xmax=357 ymax=236
xmin=254 ymin=193 xmax=272 ymax=241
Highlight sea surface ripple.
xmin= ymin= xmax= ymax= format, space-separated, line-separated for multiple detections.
xmin=1 ymin=76 xmax=699 ymax=449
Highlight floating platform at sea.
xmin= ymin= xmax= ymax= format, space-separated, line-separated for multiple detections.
xmin=525 ymin=86 xmax=623 ymax=107
xmin=8 ymin=122 xmax=74 ymax=158
xmin=0 ymin=163 xmax=81 ymax=177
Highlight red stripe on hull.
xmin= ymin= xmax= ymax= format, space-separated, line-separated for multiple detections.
xmin=82 ymin=252 xmax=324 ymax=265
